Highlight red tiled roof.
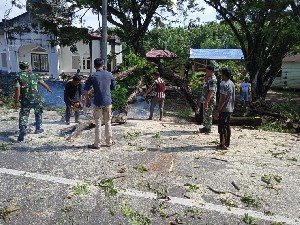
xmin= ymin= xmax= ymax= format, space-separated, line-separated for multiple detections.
xmin=146 ymin=49 xmax=177 ymax=58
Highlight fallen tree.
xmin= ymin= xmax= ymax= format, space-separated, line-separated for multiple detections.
xmin=158 ymin=66 xmax=198 ymax=112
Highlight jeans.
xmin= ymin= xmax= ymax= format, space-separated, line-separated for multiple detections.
xmin=149 ymin=96 xmax=164 ymax=119
xmin=93 ymin=105 xmax=112 ymax=147
xmin=218 ymin=112 xmax=232 ymax=147
xmin=65 ymin=101 xmax=79 ymax=123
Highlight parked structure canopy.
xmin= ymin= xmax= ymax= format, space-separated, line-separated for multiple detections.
xmin=190 ymin=49 xmax=244 ymax=60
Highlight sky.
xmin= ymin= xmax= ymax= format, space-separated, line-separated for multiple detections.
xmin=0 ymin=0 xmax=217 ymax=30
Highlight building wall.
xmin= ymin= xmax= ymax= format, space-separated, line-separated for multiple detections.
xmin=0 ymin=34 xmax=7 ymax=72
xmin=2 ymin=12 xmax=123 ymax=78
xmin=273 ymin=62 xmax=300 ymax=89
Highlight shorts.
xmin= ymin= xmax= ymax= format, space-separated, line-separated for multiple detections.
xmin=241 ymin=91 xmax=249 ymax=101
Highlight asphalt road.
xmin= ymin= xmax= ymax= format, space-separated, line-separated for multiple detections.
xmin=1 ymin=108 xmax=300 ymax=225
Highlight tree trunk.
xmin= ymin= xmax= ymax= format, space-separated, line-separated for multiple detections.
xmin=158 ymin=66 xmax=198 ymax=112
xmin=127 ymin=78 xmax=144 ymax=104
xmin=113 ymin=66 xmax=140 ymax=81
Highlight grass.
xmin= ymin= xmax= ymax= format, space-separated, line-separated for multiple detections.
xmin=261 ymin=174 xmax=282 ymax=184
xmin=243 ymin=213 xmax=257 ymax=225
xmin=126 ymin=131 xmax=141 ymax=138
xmin=154 ymin=186 xmax=169 ymax=199
xmin=0 ymin=142 xmax=12 ymax=151
xmin=185 ymin=207 xmax=202 ymax=218
xmin=220 ymin=197 xmax=238 ymax=209
xmin=94 ymin=178 xmax=118 ymax=197
xmin=184 ymin=183 xmax=200 ymax=192
xmin=241 ymin=195 xmax=260 ymax=208
xmin=153 ymin=132 xmax=161 ymax=138
xmin=259 ymin=120 xmax=289 ymax=133
xmin=61 ymin=205 xmax=72 ymax=215
xmin=271 ymin=222 xmax=285 ymax=225
xmin=120 ymin=203 xmax=152 ymax=225
xmin=133 ymin=164 xmax=148 ymax=173
xmin=70 ymin=183 xmax=90 ymax=195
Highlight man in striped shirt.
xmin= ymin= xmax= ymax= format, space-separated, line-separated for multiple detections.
xmin=144 ymin=72 xmax=166 ymax=121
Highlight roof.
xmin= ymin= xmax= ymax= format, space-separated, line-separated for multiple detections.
xmin=283 ymin=53 xmax=300 ymax=62
xmin=190 ymin=49 xmax=244 ymax=60
xmin=146 ymin=49 xmax=177 ymax=58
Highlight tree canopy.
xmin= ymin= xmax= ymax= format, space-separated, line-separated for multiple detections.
xmin=204 ymin=0 xmax=300 ymax=100
xmin=65 ymin=0 xmax=203 ymax=56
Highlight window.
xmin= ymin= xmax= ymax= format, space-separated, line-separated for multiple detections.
xmin=1 ymin=53 xmax=7 ymax=67
xmin=31 ymin=53 xmax=49 ymax=72
xmin=83 ymin=56 xmax=90 ymax=70
xmin=72 ymin=55 xmax=80 ymax=69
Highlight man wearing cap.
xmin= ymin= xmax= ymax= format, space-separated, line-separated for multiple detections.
xmin=198 ymin=65 xmax=217 ymax=133
xmin=64 ymin=75 xmax=82 ymax=125
xmin=15 ymin=61 xmax=53 ymax=141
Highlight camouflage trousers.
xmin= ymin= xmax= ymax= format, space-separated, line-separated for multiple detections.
xmin=203 ymin=101 xmax=215 ymax=130
xmin=19 ymin=101 xmax=43 ymax=132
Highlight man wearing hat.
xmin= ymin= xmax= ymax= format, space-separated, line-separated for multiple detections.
xmin=198 ymin=65 xmax=217 ymax=133
xmin=15 ymin=61 xmax=53 ymax=141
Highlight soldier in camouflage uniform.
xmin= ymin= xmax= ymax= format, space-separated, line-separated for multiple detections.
xmin=15 ymin=61 xmax=52 ymax=141
xmin=198 ymin=65 xmax=217 ymax=133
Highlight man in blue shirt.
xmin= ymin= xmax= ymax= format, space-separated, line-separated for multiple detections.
xmin=84 ymin=58 xmax=116 ymax=149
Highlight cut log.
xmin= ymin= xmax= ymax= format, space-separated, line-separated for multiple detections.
xmin=248 ymin=108 xmax=283 ymax=119
xmin=229 ymin=116 xmax=263 ymax=127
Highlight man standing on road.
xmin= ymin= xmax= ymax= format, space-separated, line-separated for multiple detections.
xmin=144 ymin=72 xmax=166 ymax=121
xmin=15 ymin=61 xmax=53 ymax=142
xmin=64 ymin=75 xmax=82 ymax=125
xmin=84 ymin=58 xmax=116 ymax=149
xmin=198 ymin=65 xmax=217 ymax=133
xmin=214 ymin=68 xmax=235 ymax=150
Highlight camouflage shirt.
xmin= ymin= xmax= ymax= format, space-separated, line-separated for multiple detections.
xmin=15 ymin=70 xmax=45 ymax=104
xmin=201 ymin=75 xmax=217 ymax=103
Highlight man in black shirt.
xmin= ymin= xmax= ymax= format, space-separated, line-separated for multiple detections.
xmin=64 ymin=76 xmax=82 ymax=125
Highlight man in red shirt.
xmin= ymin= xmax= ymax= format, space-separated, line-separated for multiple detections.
xmin=144 ymin=72 xmax=166 ymax=121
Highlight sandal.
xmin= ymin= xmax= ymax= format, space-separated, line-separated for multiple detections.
xmin=106 ymin=141 xmax=116 ymax=147
xmin=88 ymin=144 xmax=100 ymax=149
xmin=216 ymin=144 xmax=228 ymax=150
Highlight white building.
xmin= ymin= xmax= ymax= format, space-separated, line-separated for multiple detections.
xmin=0 ymin=4 xmax=122 ymax=79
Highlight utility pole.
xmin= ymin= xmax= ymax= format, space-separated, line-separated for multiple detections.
xmin=101 ymin=0 xmax=108 ymax=68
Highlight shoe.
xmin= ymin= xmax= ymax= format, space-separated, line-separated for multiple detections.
xmin=105 ymin=141 xmax=115 ymax=147
xmin=148 ymin=117 xmax=153 ymax=120
xmin=66 ymin=122 xmax=70 ymax=125
xmin=88 ymin=144 xmax=100 ymax=149
xmin=216 ymin=144 xmax=228 ymax=150
xmin=35 ymin=129 xmax=44 ymax=134
xmin=159 ymin=118 xmax=162 ymax=121
xmin=17 ymin=131 xmax=27 ymax=142
xmin=199 ymin=127 xmax=211 ymax=133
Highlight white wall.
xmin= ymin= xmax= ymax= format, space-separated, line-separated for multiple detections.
xmin=0 ymin=34 xmax=7 ymax=72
